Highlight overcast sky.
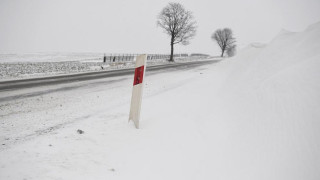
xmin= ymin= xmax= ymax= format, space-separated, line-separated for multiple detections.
xmin=0 ymin=0 xmax=320 ymax=55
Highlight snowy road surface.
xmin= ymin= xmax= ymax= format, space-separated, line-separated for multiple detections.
xmin=0 ymin=60 xmax=217 ymax=91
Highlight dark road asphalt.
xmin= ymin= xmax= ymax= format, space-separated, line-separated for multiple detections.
xmin=0 ymin=60 xmax=219 ymax=92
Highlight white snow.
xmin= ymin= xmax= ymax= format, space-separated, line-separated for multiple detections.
xmin=0 ymin=22 xmax=320 ymax=179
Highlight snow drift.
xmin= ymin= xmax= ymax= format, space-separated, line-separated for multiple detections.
xmin=200 ymin=22 xmax=320 ymax=179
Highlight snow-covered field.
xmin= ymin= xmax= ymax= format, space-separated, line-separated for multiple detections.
xmin=1 ymin=22 xmax=320 ymax=180
xmin=0 ymin=53 xmax=104 ymax=63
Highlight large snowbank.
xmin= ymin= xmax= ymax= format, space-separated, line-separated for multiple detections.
xmin=0 ymin=22 xmax=319 ymax=179
xmin=194 ymin=21 xmax=320 ymax=179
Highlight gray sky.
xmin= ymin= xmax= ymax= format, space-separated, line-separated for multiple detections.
xmin=0 ymin=0 xmax=320 ymax=55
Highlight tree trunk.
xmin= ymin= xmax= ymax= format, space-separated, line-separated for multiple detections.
xmin=221 ymin=46 xmax=226 ymax=57
xmin=170 ymin=36 xmax=174 ymax=62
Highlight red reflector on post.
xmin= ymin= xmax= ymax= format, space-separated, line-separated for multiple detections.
xmin=133 ymin=66 xmax=144 ymax=85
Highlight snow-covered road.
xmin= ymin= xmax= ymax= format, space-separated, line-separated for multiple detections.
xmin=0 ymin=60 xmax=216 ymax=91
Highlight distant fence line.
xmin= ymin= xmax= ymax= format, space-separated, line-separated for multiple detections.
xmin=73 ymin=53 xmax=209 ymax=62
xmin=98 ymin=53 xmax=208 ymax=63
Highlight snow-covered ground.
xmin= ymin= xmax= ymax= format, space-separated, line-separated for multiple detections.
xmin=1 ymin=22 xmax=320 ymax=180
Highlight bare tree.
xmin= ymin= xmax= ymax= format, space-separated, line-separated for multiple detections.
xmin=212 ymin=28 xmax=236 ymax=57
xmin=157 ymin=3 xmax=196 ymax=61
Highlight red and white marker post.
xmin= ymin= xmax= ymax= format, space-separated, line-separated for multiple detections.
xmin=129 ymin=54 xmax=147 ymax=129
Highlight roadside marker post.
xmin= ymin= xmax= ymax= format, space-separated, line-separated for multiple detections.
xmin=129 ymin=54 xmax=147 ymax=129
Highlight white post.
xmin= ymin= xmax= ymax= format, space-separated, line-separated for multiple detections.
xmin=129 ymin=54 xmax=147 ymax=129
